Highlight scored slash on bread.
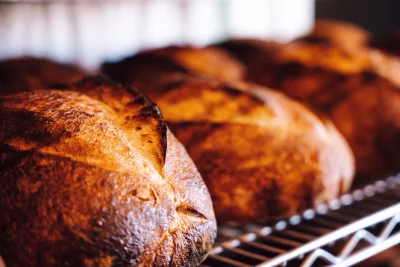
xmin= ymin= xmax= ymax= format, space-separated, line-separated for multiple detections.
xmin=101 ymin=52 xmax=356 ymax=223
xmin=153 ymin=77 xmax=355 ymax=222
xmin=53 ymin=75 xmax=168 ymax=171
xmin=0 ymin=76 xmax=216 ymax=267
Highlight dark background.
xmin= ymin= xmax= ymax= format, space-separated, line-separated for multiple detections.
xmin=316 ymin=0 xmax=400 ymax=35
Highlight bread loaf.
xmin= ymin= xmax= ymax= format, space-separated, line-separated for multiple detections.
xmin=237 ymin=40 xmax=400 ymax=186
xmin=0 ymin=57 xmax=86 ymax=96
xmin=0 ymin=76 xmax=216 ymax=267
xmin=101 ymin=46 xmax=245 ymax=85
xmin=101 ymin=63 xmax=355 ymax=222
xmin=214 ymin=39 xmax=281 ymax=70
xmin=299 ymin=19 xmax=371 ymax=51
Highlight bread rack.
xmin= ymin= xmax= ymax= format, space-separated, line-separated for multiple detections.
xmin=201 ymin=176 xmax=400 ymax=267
xmin=1 ymin=178 xmax=398 ymax=267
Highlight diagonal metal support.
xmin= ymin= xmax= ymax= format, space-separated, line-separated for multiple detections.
xmin=203 ymin=176 xmax=400 ymax=267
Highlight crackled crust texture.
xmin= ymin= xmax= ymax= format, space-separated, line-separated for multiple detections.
xmin=242 ymin=40 xmax=400 ymax=186
xmin=101 ymin=46 xmax=245 ymax=87
xmin=118 ymin=76 xmax=354 ymax=222
xmin=0 ymin=76 xmax=216 ymax=267
xmin=0 ymin=57 xmax=87 ymax=96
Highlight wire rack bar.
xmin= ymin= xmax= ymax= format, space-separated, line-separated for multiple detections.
xmin=202 ymin=176 xmax=400 ymax=267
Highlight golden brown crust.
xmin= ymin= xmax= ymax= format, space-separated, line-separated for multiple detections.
xmin=153 ymin=46 xmax=245 ymax=81
xmin=299 ymin=19 xmax=371 ymax=50
xmin=0 ymin=76 xmax=216 ymax=267
xmin=118 ymin=75 xmax=354 ymax=222
xmin=101 ymin=46 xmax=245 ymax=85
xmin=213 ymin=39 xmax=281 ymax=68
xmin=0 ymin=57 xmax=87 ymax=96
xmin=244 ymin=41 xmax=400 ymax=186
xmin=272 ymin=42 xmax=373 ymax=74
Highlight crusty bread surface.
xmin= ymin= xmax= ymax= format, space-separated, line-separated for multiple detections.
xmin=0 ymin=76 xmax=216 ymax=267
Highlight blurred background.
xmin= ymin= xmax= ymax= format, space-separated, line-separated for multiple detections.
xmin=316 ymin=0 xmax=400 ymax=34
xmin=1 ymin=0 xmax=314 ymax=69
xmin=1 ymin=0 xmax=399 ymax=69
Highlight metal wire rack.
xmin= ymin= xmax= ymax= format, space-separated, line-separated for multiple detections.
xmin=201 ymin=175 xmax=400 ymax=267
xmin=0 ymin=177 xmax=398 ymax=267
